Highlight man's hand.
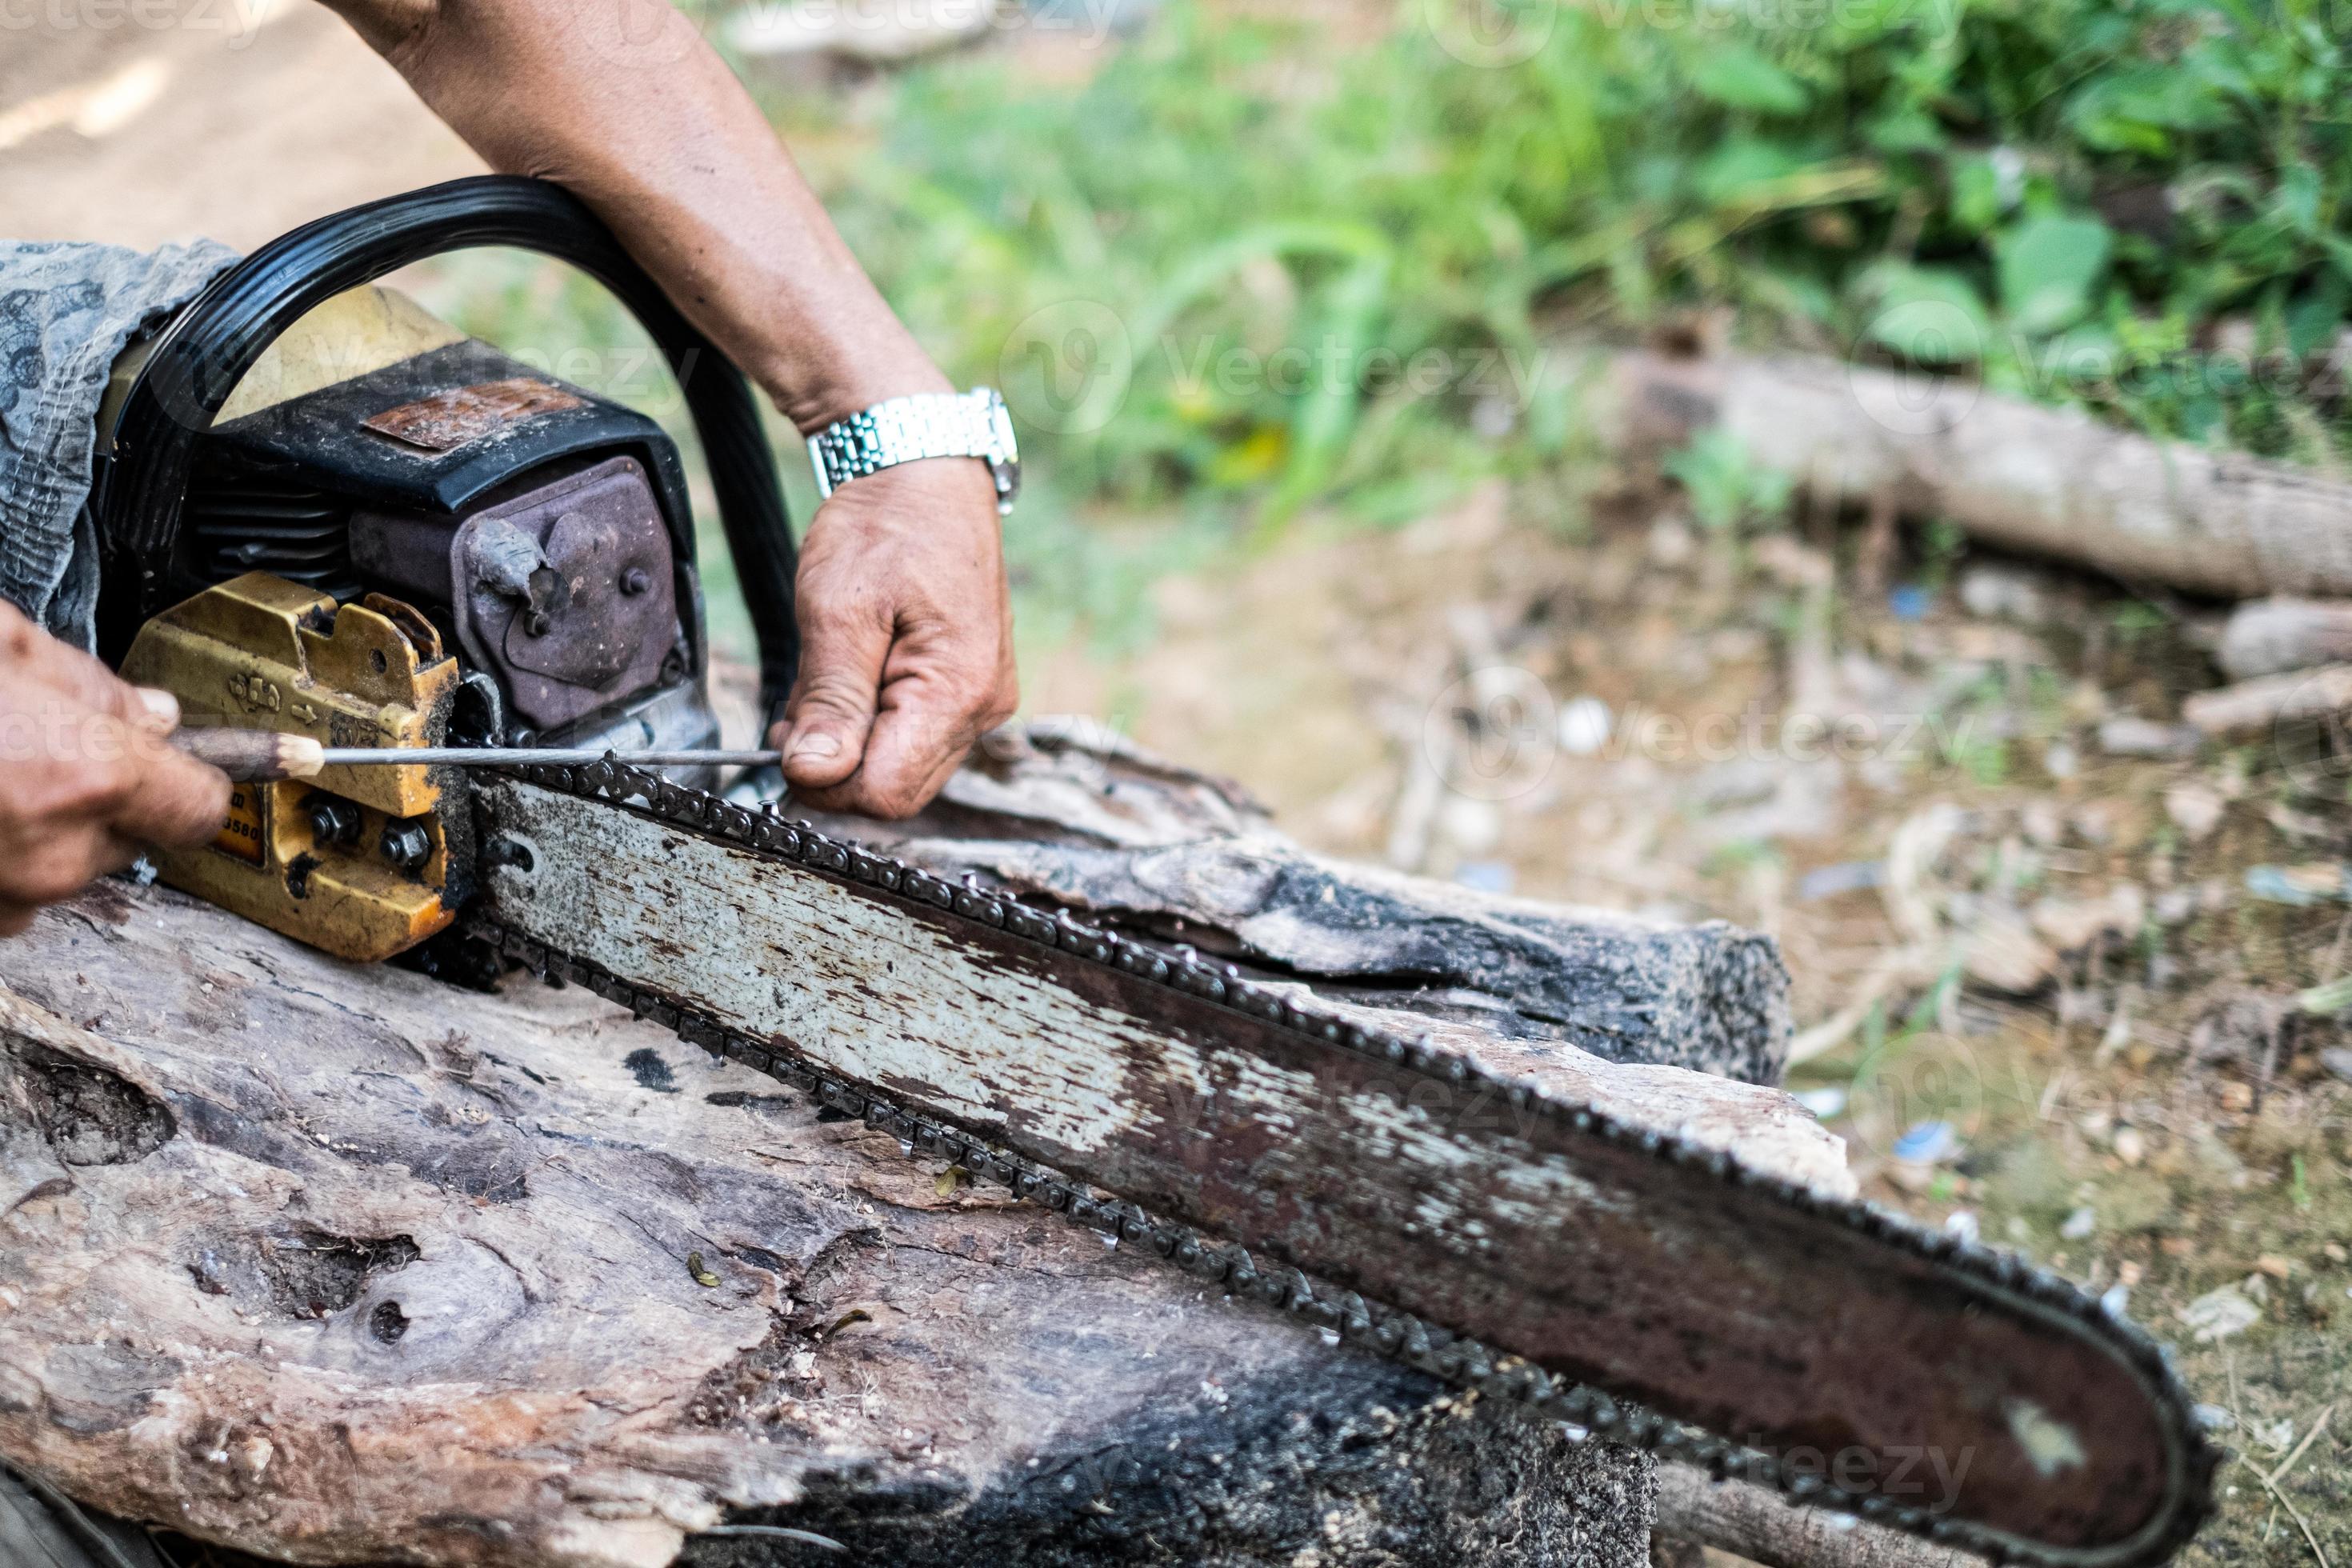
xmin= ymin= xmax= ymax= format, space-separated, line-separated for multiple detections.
xmin=0 ymin=602 xmax=230 ymax=936
xmin=768 ymin=458 xmax=1018 ymax=818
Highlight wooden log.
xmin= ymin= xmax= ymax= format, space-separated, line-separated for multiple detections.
xmin=0 ymin=726 xmax=1834 ymax=1567
xmin=1596 ymin=349 xmax=2352 ymax=600
xmin=819 ymin=722 xmax=1797 ymax=1089
xmin=1654 ymin=1464 xmax=1983 ymax=1568
xmin=2215 ymin=597 xmax=2352 ymax=680
xmin=2182 ymin=662 xmax=2352 ymax=738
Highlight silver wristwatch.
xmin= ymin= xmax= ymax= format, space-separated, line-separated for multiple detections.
xmin=806 ymin=387 xmax=1021 ymax=514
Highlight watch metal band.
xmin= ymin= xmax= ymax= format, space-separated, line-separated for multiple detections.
xmin=806 ymin=387 xmax=1019 ymax=514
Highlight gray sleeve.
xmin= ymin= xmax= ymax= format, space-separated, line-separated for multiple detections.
xmin=0 ymin=238 xmax=239 ymax=651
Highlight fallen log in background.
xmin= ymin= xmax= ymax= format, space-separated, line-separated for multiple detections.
xmin=2182 ymin=662 xmax=2352 ymax=738
xmin=2215 ymin=597 xmax=2352 ymax=680
xmin=1651 ymin=1465 xmax=1983 ymax=1568
xmin=0 ymin=726 xmax=1837 ymax=1568
xmin=1599 ymin=349 xmax=2352 ymax=600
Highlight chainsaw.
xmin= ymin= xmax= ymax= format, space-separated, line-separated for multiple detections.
xmin=84 ymin=177 xmax=2214 ymax=1566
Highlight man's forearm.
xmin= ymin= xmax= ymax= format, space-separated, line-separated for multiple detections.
xmin=318 ymin=0 xmax=1019 ymax=822
xmin=321 ymin=0 xmax=946 ymax=431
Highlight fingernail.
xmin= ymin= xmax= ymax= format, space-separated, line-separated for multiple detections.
xmin=135 ymin=687 xmax=180 ymax=726
xmin=789 ymin=733 xmax=841 ymax=762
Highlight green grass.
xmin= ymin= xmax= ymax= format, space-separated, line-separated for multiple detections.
xmin=406 ymin=0 xmax=2352 ymax=654
xmin=821 ymin=0 xmax=2349 ymax=512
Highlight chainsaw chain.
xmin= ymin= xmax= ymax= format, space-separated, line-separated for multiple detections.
xmin=468 ymin=758 xmax=2215 ymax=1568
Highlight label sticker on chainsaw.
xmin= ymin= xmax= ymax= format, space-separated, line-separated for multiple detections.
xmin=362 ymin=378 xmax=585 ymax=454
xmin=213 ymin=785 xmax=266 ymax=866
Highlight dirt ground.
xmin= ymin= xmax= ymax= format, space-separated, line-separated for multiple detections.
xmin=0 ymin=1 xmax=478 ymax=250
xmin=1041 ymin=487 xmax=2352 ymax=1567
xmin=5 ymin=10 xmax=2346 ymax=1568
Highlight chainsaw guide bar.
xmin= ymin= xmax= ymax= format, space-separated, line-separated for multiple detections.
xmin=466 ymin=760 xmax=2215 ymax=1567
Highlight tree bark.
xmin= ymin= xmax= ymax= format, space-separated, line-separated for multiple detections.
xmin=0 ymin=726 xmax=1832 ymax=1568
xmin=1598 ymin=348 xmax=2352 ymax=600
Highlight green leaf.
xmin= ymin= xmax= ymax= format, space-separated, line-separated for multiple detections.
xmin=1692 ymin=138 xmax=1807 ymax=206
xmin=1998 ymin=214 xmax=2113 ymax=336
xmin=2276 ymin=162 xmax=2322 ymax=238
xmin=1864 ymin=104 xmax=1946 ymax=157
xmin=1856 ymin=262 xmax=1994 ymax=365
xmin=1689 ymin=44 xmax=1810 ymax=116
xmin=1664 ymin=428 xmax=1793 ymax=532
xmin=2288 ymin=274 xmax=2349 ymax=358
xmin=1948 ymin=155 xmax=2006 ymax=235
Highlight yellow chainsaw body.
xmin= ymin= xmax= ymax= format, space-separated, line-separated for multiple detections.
xmin=120 ymin=571 xmax=466 ymax=962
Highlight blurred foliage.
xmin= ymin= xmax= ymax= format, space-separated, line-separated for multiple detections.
xmin=816 ymin=0 xmax=2350 ymax=526
xmin=1663 ymin=427 xmax=1796 ymax=530
xmin=415 ymin=0 xmax=2350 ymax=651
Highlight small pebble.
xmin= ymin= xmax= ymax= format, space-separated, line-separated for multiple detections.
xmin=1557 ymin=696 xmax=1613 ymax=757
xmin=1795 ymin=862 xmax=1882 ymax=902
xmin=2060 ymin=1206 xmax=2097 ymax=1241
xmin=2162 ymin=782 xmax=2225 ymax=842
xmin=1454 ymin=860 xmax=1515 ymax=895
xmin=1892 ymin=1119 xmax=1959 ymax=1164
xmin=2097 ymin=717 xmax=2200 ymax=759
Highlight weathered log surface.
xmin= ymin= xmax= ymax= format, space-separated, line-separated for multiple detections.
xmin=813 ymin=722 xmax=1796 ymax=1089
xmin=0 ymin=728 xmax=1835 ymax=1568
xmin=1598 ymin=348 xmax=2352 ymax=599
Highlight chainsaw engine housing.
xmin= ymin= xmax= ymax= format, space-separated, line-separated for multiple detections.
xmin=93 ymin=179 xmax=800 ymax=965
xmin=113 ymin=290 xmax=723 ymax=962
xmin=171 ymin=308 xmax=718 ymax=753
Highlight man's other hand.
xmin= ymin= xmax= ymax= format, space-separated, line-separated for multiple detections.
xmin=0 ymin=602 xmax=230 ymax=935
xmin=767 ymin=457 xmax=1018 ymax=818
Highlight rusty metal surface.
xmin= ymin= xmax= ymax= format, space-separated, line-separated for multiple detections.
xmin=470 ymin=762 xmax=2216 ymax=1568
xmin=360 ymin=377 xmax=584 ymax=454
xmin=350 ymin=457 xmax=682 ymax=735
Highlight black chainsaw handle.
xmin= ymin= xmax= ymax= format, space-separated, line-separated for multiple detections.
xmin=92 ymin=174 xmax=799 ymax=725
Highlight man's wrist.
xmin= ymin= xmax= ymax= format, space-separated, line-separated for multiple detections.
xmin=766 ymin=341 xmax=954 ymax=439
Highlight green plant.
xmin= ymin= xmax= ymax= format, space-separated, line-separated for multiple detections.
xmin=419 ymin=0 xmax=2352 ymax=648
xmin=823 ymin=0 xmax=2350 ymax=538
xmin=1663 ymin=427 xmax=1796 ymax=530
